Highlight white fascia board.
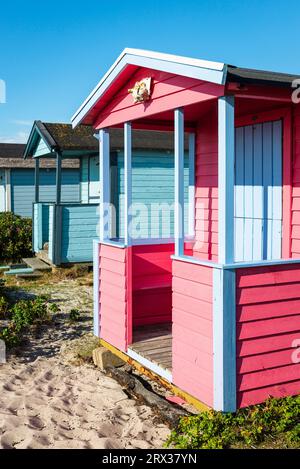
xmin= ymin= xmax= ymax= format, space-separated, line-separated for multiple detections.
xmin=71 ymin=48 xmax=226 ymax=128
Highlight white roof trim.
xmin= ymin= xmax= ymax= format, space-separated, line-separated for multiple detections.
xmin=71 ymin=48 xmax=226 ymax=128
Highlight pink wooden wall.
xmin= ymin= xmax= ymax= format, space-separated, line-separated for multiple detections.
xmin=132 ymin=244 xmax=173 ymax=327
xmin=236 ymin=264 xmax=300 ymax=408
xmin=99 ymin=244 xmax=128 ymax=351
xmin=193 ymin=107 xmax=218 ymax=261
xmin=291 ymin=105 xmax=300 ymax=257
xmin=94 ymin=67 xmax=224 ymax=129
xmin=172 ymin=259 xmax=214 ymax=407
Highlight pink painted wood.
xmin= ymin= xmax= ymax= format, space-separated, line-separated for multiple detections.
xmin=99 ymin=244 xmax=128 ymax=351
xmin=236 ymin=264 xmax=300 ymax=408
xmin=172 ymin=259 xmax=214 ymax=407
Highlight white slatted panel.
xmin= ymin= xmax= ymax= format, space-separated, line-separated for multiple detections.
xmin=234 ymin=120 xmax=282 ymax=261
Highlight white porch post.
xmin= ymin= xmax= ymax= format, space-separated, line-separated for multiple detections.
xmin=124 ymin=122 xmax=132 ymax=246
xmin=188 ymin=132 xmax=196 ymax=237
xmin=174 ymin=108 xmax=185 ymax=256
xmin=218 ymin=96 xmax=235 ymax=264
xmin=99 ymin=128 xmax=110 ymax=241
xmin=55 ymin=151 xmax=62 ymax=205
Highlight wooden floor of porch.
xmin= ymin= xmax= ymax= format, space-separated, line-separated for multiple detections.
xmin=130 ymin=323 xmax=172 ymax=372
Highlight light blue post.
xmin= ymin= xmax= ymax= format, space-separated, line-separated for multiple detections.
xmin=174 ymin=108 xmax=185 ymax=256
xmin=124 ymin=122 xmax=132 ymax=246
xmin=93 ymin=239 xmax=100 ymax=337
xmin=34 ymin=158 xmax=40 ymax=204
xmin=55 ymin=151 xmax=62 ymax=205
xmin=99 ymin=129 xmax=110 ymax=241
xmin=218 ymin=96 xmax=235 ymax=264
xmin=213 ymin=268 xmax=236 ymax=412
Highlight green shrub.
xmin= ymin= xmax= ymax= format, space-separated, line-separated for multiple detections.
xmin=11 ymin=297 xmax=48 ymax=332
xmin=48 ymin=302 xmax=60 ymax=313
xmin=0 ymin=295 xmax=9 ymax=319
xmin=69 ymin=308 xmax=81 ymax=322
xmin=0 ymin=325 xmax=20 ymax=348
xmin=166 ymin=395 xmax=300 ymax=449
xmin=0 ymin=212 xmax=32 ymax=263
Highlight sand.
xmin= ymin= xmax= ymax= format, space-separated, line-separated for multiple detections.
xmin=0 ymin=279 xmax=169 ymax=449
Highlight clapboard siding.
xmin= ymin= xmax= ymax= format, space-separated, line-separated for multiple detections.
xmin=193 ymin=108 xmax=218 ymax=261
xmin=99 ymin=244 xmax=128 ymax=351
xmin=291 ymin=106 xmax=300 ymax=257
xmin=11 ymin=169 xmax=80 ymax=218
xmin=48 ymin=205 xmax=55 ymax=262
xmin=132 ymin=244 xmax=173 ymax=326
xmin=60 ymin=204 xmax=98 ymax=263
xmin=172 ymin=259 xmax=214 ymax=406
xmin=236 ymin=264 xmax=300 ymax=408
xmin=95 ymin=67 xmax=224 ymax=128
xmin=117 ymin=150 xmax=189 ymax=238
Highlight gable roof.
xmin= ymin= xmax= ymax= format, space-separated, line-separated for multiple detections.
xmin=71 ymin=47 xmax=300 ymax=128
xmin=24 ymin=121 xmax=99 ymax=158
xmin=71 ymin=48 xmax=226 ymax=128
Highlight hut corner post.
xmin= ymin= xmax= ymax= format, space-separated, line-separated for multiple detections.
xmin=34 ymin=157 xmax=40 ymax=204
xmin=213 ymin=96 xmax=237 ymax=412
xmin=174 ymin=108 xmax=185 ymax=257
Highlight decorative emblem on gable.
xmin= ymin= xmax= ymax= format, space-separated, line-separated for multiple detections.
xmin=128 ymin=77 xmax=152 ymax=103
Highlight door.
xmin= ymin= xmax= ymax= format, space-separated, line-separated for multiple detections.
xmin=0 ymin=169 xmax=6 ymax=212
xmin=234 ymin=120 xmax=282 ymax=262
xmin=89 ymin=156 xmax=100 ymax=202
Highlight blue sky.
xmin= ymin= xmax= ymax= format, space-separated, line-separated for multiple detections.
xmin=0 ymin=0 xmax=299 ymax=143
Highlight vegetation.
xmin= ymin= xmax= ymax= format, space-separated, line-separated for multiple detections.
xmin=0 ymin=212 xmax=32 ymax=263
xmin=69 ymin=308 xmax=81 ymax=322
xmin=0 ymin=280 xmax=51 ymax=349
xmin=167 ymin=396 xmax=300 ymax=449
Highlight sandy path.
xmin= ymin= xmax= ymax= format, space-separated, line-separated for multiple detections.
xmin=0 ymin=279 xmax=169 ymax=449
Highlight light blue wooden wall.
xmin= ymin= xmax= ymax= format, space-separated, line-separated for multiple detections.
xmin=234 ymin=120 xmax=282 ymax=262
xmin=60 ymin=204 xmax=98 ymax=263
xmin=117 ymin=150 xmax=189 ymax=239
xmin=33 ymin=139 xmax=50 ymax=157
xmin=11 ymin=169 xmax=80 ymax=218
xmin=48 ymin=205 xmax=55 ymax=262
xmin=80 ymin=158 xmax=89 ymax=203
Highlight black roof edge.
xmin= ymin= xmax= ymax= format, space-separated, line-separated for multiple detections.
xmin=226 ymin=65 xmax=300 ymax=88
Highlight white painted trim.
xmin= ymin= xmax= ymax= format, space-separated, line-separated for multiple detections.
xmin=99 ymin=129 xmax=110 ymax=241
xmin=213 ymin=268 xmax=236 ymax=412
xmin=100 ymin=239 xmax=126 ymax=249
xmin=174 ymin=108 xmax=185 ymax=256
xmin=71 ymin=48 xmax=226 ymax=127
xmin=171 ymin=254 xmax=222 ymax=269
xmin=127 ymin=348 xmax=172 ymax=383
xmin=225 ymin=258 xmax=300 ymax=269
xmin=93 ymin=239 xmax=100 ymax=337
xmin=124 ymin=122 xmax=132 ymax=246
xmin=5 ymin=169 xmax=11 ymax=212
xmin=188 ymin=133 xmax=196 ymax=237
xmin=218 ymin=96 xmax=235 ymax=264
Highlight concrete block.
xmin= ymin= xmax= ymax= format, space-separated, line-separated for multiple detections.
xmin=93 ymin=347 xmax=124 ymax=370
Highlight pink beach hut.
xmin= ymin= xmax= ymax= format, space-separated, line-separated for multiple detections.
xmin=72 ymin=49 xmax=300 ymax=412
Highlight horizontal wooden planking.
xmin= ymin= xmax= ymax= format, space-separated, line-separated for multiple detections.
xmin=173 ymin=292 xmax=212 ymax=320
xmin=100 ymin=269 xmax=127 ymax=288
xmin=100 ymin=280 xmax=126 ymax=301
xmin=238 ymin=363 xmax=300 ymax=392
xmin=100 ymin=257 xmax=126 ymax=275
xmin=237 ymin=299 xmax=300 ymax=322
xmin=100 ymin=244 xmax=126 ymax=262
xmin=172 ymin=260 xmax=212 ymax=285
xmin=173 ymin=323 xmax=213 ymax=355
xmin=173 ymin=276 xmax=212 ymax=302
xmin=237 ymin=330 xmax=300 ymax=357
xmin=173 ymin=308 xmax=212 ymax=339
xmin=237 ymin=347 xmax=297 ymax=374
xmin=236 ymin=263 xmax=300 ymax=407
xmin=173 ymin=338 xmax=213 ymax=373
xmin=237 ymin=314 xmax=300 ymax=340
xmin=237 ymin=379 xmax=300 ymax=408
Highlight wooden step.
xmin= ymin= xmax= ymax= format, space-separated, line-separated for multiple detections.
xmin=36 ymin=250 xmax=53 ymax=266
xmin=22 ymin=257 xmax=52 ymax=272
xmin=5 ymin=267 xmax=34 ymax=276
xmin=16 ymin=272 xmax=43 ymax=280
